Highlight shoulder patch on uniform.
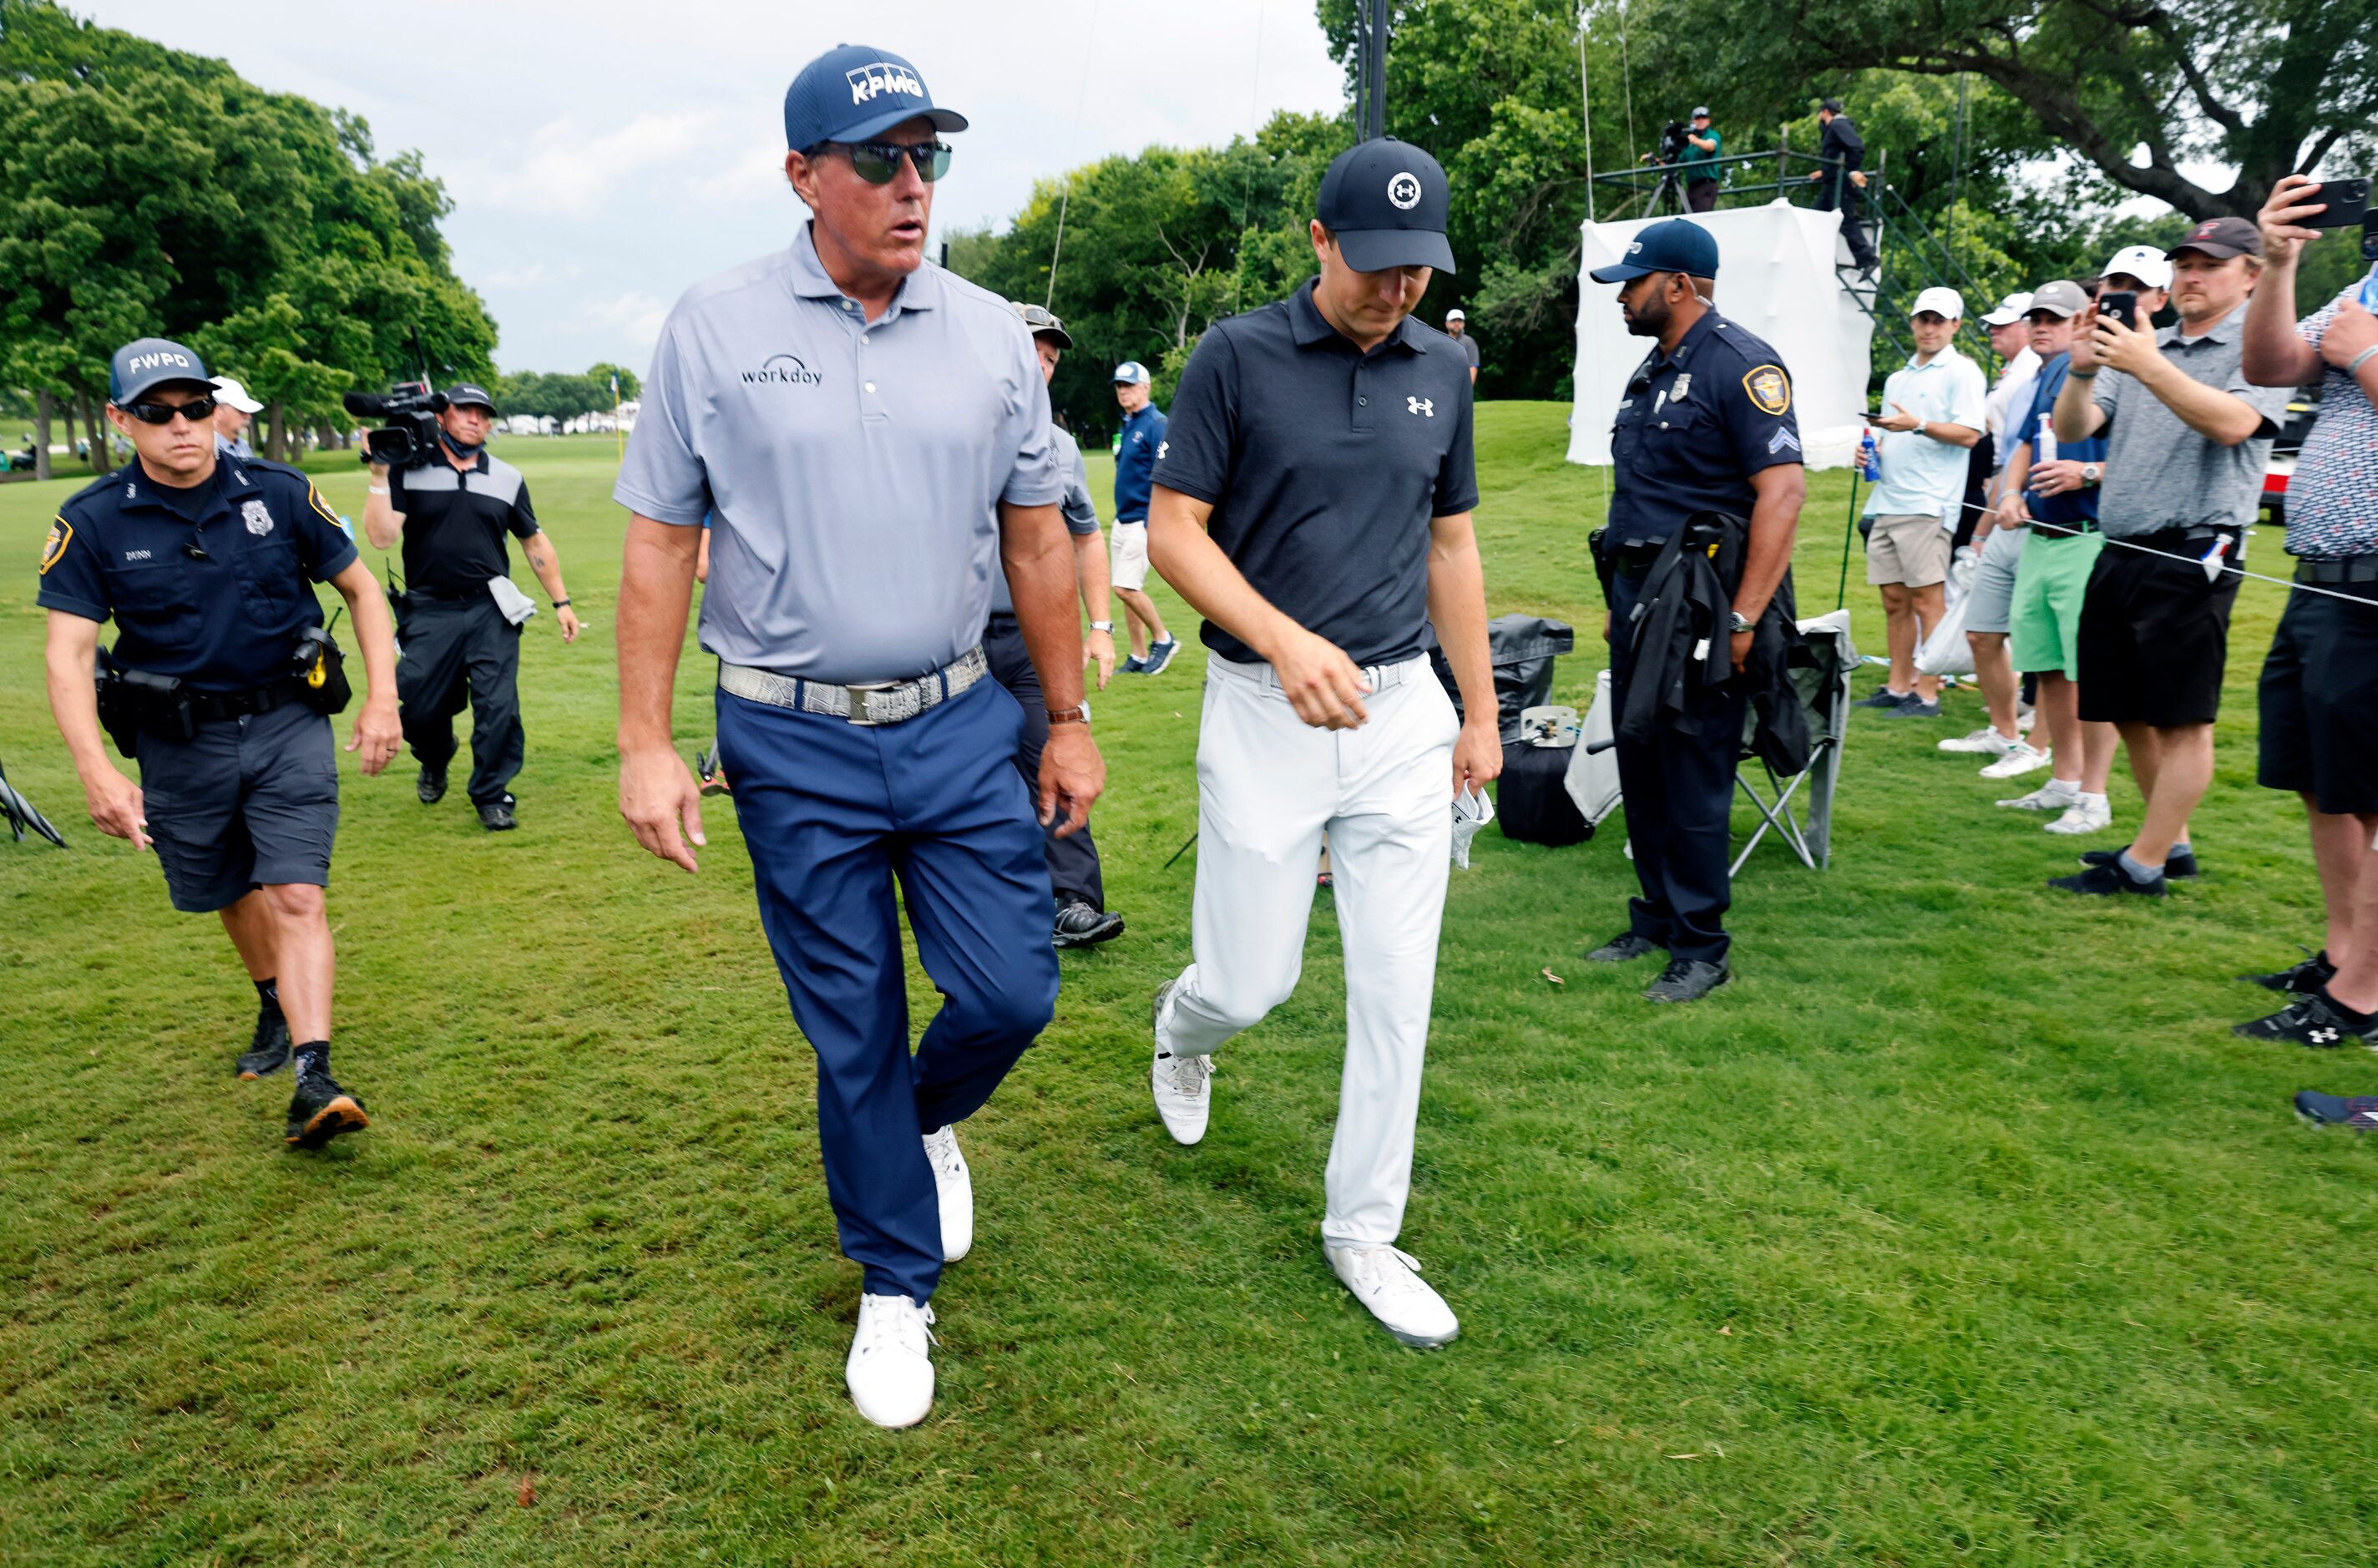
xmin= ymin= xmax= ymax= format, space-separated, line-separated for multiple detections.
xmin=40 ymin=516 xmax=72 ymax=574
xmin=1768 ymin=427 xmax=1802 ymax=454
xmin=1743 ymin=364 xmax=1792 ymax=416
xmin=305 ymin=483 xmax=345 ymax=531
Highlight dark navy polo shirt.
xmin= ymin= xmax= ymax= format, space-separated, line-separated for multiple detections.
xmin=38 ymin=454 xmax=358 ymax=691
xmin=1606 ymin=309 xmax=1801 ymax=548
xmin=1113 ymin=402 xmax=1166 ymax=523
xmin=1152 ymin=279 xmax=1480 ymax=668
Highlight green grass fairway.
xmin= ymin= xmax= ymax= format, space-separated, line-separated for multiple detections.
xmin=3 ymin=410 xmax=2372 ymax=1564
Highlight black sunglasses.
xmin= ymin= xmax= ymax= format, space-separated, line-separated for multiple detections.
xmin=823 ymin=139 xmax=953 ymax=185
xmin=119 ymin=395 xmax=219 ymax=426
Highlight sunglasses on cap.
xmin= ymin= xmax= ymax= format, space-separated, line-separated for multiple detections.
xmin=1013 ymin=303 xmax=1063 ymax=331
xmin=118 ymin=394 xmax=219 ymax=426
xmin=819 ymin=139 xmax=954 ymax=185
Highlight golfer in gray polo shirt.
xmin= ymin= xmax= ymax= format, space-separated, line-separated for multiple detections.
xmin=612 ymin=43 xmax=1105 ymax=1430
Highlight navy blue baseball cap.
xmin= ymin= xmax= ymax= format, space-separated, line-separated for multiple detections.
xmin=1316 ymin=138 xmax=1457 ymax=274
xmin=1588 ymin=219 xmax=1720 ymax=284
xmin=783 ymin=44 xmax=968 ymax=151
xmin=445 ymin=382 xmax=496 ymax=412
xmin=109 ymin=337 xmax=210 ymax=404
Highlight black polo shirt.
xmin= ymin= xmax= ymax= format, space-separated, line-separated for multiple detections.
xmin=1153 ymin=279 xmax=1479 ymax=668
xmin=38 ymin=454 xmax=358 ymax=691
xmin=1606 ymin=309 xmax=1801 ymax=549
xmin=391 ymin=449 xmax=539 ymax=597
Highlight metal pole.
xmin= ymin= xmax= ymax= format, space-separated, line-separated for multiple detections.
xmin=1835 ymin=464 xmax=1863 ymax=611
xmin=1361 ymin=0 xmax=1390 ymax=141
xmin=1579 ymin=2 xmax=1594 ymax=222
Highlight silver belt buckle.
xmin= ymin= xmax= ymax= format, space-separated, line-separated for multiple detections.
xmin=844 ymin=681 xmax=893 ymax=726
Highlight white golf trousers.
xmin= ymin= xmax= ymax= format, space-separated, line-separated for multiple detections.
xmin=1156 ymin=652 xmax=1457 ymax=1247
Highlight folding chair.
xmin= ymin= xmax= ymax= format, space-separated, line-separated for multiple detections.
xmin=1730 ymin=610 xmax=1857 ymax=875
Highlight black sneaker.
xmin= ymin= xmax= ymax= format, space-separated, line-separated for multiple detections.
xmin=1587 ymin=931 xmax=1664 ymax=963
xmin=1052 ymin=899 xmax=1124 ymax=948
xmin=2294 ymin=1091 xmax=2378 ymax=1131
xmin=2082 ymin=847 xmax=2199 ymax=880
xmin=2240 ymin=948 xmax=2334 ymax=994
xmin=1645 ymin=959 xmax=1731 ymax=1003
xmin=236 ymin=1004 xmax=291 ymax=1080
xmin=477 ymin=795 xmax=518 ymax=832
xmin=1880 ymin=695 xmax=1941 ymax=719
xmin=417 ymin=763 xmax=448 ymax=805
xmin=2234 ymin=993 xmax=2373 ymax=1048
xmin=2047 ymin=860 xmax=2166 ymax=898
xmin=1853 ymin=687 xmax=1913 ymax=710
xmin=284 ymin=1071 xmax=369 ymax=1149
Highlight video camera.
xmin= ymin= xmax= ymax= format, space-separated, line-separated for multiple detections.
xmin=342 ymin=379 xmax=449 ymax=468
xmin=1657 ymin=120 xmax=1691 ymax=162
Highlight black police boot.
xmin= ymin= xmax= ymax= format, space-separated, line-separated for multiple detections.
xmin=477 ymin=794 xmax=518 ymax=832
xmin=236 ymin=999 xmax=291 ymax=1080
xmin=284 ymin=1051 xmax=369 ymax=1150
xmin=2240 ymin=947 xmax=2335 ymax=994
xmin=1645 ymin=958 xmax=1731 ymax=1003
xmin=1587 ymin=931 xmax=1664 ymax=963
xmin=1053 ymin=898 xmax=1124 ymax=949
xmin=417 ymin=762 xmax=448 ymax=805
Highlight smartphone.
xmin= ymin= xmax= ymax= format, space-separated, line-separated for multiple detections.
xmin=2306 ymin=176 xmax=2370 ymax=230
xmin=2361 ymin=210 xmax=2378 ymax=263
xmin=2098 ymin=291 xmax=2138 ymax=331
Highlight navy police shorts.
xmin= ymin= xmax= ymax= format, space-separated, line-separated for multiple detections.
xmin=135 ymin=702 xmax=340 ymax=913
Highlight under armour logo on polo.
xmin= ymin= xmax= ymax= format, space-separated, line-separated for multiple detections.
xmin=845 ymin=61 xmax=923 ymax=104
xmin=1408 ymin=397 xmax=1434 ymax=417
xmin=1387 ymin=172 xmax=1423 ymax=210
xmin=2312 ymin=1026 xmax=2341 ymax=1044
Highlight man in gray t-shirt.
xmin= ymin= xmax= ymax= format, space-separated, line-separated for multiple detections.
xmin=2047 ymin=215 xmax=2290 ymax=898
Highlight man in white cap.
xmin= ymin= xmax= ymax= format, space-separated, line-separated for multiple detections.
xmin=1109 ymin=360 xmax=1181 ymax=674
xmin=1941 ymin=291 xmax=2046 ymax=765
xmin=209 ymin=377 xmax=263 ymax=460
xmin=1853 ymin=286 xmax=1986 ymax=719
xmin=1445 ymin=309 xmax=1479 ymax=382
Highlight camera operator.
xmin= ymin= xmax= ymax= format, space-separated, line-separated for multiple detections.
xmin=38 ymin=338 xmax=398 ymax=1150
xmin=1681 ymin=108 xmax=1722 ymax=214
xmin=362 ymin=385 xmax=580 ymax=832
xmin=1808 ymin=99 xmax=1877 ymax=278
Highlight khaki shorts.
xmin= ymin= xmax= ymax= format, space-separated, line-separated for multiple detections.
xmin=1864 ymin=512 xmax=1954 ymax=588
xmin=1110 ymin=519 xmax=1151 ymax=592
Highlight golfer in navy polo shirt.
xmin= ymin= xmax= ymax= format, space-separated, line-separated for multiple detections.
xmin=1146 ymin=139 xmax=1502 ymax=1350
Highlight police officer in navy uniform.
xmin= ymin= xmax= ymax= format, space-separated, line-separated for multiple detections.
xmin=1584 ymin=220 xmax=1805 ymax=1002
xmin=38 ymin=338 xmax=402 ymax=1147
xmin=612 ymin=45 xmax=1102 ymax=1429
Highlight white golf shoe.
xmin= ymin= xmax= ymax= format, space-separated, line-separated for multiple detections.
xmin=2043 ymin=795 xmax=2112 ymax=835
xmin=846 ymin=1293 xmax=937 ymax=1429
xmin=923 ymin=1125 xmax=972 ymax=1263
xmin=1978 ymin=741 xmax=2052 ymax=779
xmin=1938 ymin=726 xmax=2016 ymax=756
xmin=1327 ymin=1242 xmax=1460 ymax=1348
xmin=1996 ymin=779 xmax=2078 ymax=811
xmin=1151 ymin=979 xmax=1214 ymax=1146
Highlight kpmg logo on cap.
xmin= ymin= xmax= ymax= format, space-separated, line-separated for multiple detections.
xmin=1386 ymin=172 xmax=1423 ymax=211
xmin=745 ymin=352 xmax=823 ymax=388
xmin=846 ymin=60 xmax=923 ymax=105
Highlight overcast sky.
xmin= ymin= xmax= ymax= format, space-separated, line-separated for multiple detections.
xmin=89 ymin=1 xmax=1348 ymax=377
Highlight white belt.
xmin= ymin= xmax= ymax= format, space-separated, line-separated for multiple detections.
xmin=720 ymin=646 xmax=989 ymax=726
xmin=1208 ymin=652 xmax=1429 ymax=695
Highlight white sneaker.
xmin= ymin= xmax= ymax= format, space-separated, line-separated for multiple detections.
xmin=923 ymin=1125 xmax=972 ymax=1263
xmin=1151 ymin=979 xmax=1213 ymax=1146
xmin=2043 ymin=795 xmax=2112 ymax=835
xmin=1939 ymin=726 xmax=2016 ymax=756
xmin=1996 ymin=780 xmax=2079 ymax=810
xmin=1979 ymin=740 xmax=2052 ymax=779
xmin=846 ymin=1293 xmax=937 ymax=1429
xmin=1326 ymin=1242 xmax=1460 ymax=1348
xmin=2016 ymin=703 xmax=2037 ymax=732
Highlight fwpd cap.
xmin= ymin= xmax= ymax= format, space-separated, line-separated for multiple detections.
xmin=1009 ymin=300 xmax=1072 ymax=351
xmin=1587 ymin=217 xmax=1719 ymax=283
xmin=2168 ymin=215 xmax=2262 ymax=261
xmin=2100 ymin=244 xmax=2173 ymax=289
xmin=445 ymin=382 xmax=497 ymax=412
xmin=783 ymin=43 xmax=968 ymax=151
xmin=2026 ymin=280 xmax=2089 ymax=319
xmin=1316 ymin=137 xmax=1458 ymax=274
xmin=1111 ymin=361 xmax=1151 ymax=386
xmin=1909 ymin=286 xmax=1965 ymax=320
xmin=109 ymin=337 xmax=209 ymax=404
xmin=1981 ymin=291 xmax=2033 ymax=326
xmin=209 ymin=376 xmax=265 ymax=414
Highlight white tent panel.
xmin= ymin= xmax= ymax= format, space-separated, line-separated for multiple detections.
xmin=1567 ymin=201 xmax=1874 ymax=471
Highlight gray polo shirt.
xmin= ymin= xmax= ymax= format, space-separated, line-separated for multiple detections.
xmin=616 ymin=222 xmax=1063 ymax=683
xmin=2089 ymin=304 xmax=2289 ymax=539
xmin=991 ymin=422 xmax=1099 ymax=615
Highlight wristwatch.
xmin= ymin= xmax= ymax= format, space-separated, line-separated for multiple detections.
xmin=1087 ymin=620 xmax=1114 ymax=633
xmin=1729 ymin=610 xmax=1755 ymax=635
xmin=1047 ymin=702 xmax=1092 ymax=726
xmin=2080 ymin=463 xmax=2101 ymax=486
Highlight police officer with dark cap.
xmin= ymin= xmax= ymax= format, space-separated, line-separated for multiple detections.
xmin=38 ymin=337 xmax=401 ymax=1148
xmin=1584 ymin=219 xmax=1805 ymax=1002
xmin=361 ymin=382 xmax=581 ymax=831
xmin=1809 ymin=99 xmax=1877 ymax=278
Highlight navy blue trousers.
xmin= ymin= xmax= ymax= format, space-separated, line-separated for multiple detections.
xmin=1607 ymin=569 xmax=1749 ymax=967
xmin=717 ymin=679 xmax=1058 ymax=1303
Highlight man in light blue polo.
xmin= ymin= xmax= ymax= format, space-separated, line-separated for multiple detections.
xmin=612 ymin=43 xmax=1105 ymax=1430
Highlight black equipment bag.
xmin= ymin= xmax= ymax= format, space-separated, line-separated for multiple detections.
xmin=1495 ymin=741 xmax=1591 ymax=846
xmin=94 ymin=649 xmax=194 ymax=757
xmin=1431 ymin=614 xmax=1576 ymax=742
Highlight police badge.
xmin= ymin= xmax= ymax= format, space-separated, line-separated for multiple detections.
xmin=241 ymin=498 xmax=275 ymax=537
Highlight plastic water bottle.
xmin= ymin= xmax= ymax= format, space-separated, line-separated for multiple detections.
xmin=2359 ymin=261 xmax=2378 ymax=311
xmin=2036 ymin=411 xmax=2058 ymax=467
xmin=1858 ymin=428 xmax=1880 ymax=481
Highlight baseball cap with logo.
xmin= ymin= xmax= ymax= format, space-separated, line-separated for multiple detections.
xmin=1981 ymin=291 xmax=2034 ymax=326
xmin=1587 ymin=217 xmax=1720 ymax=283
xmin=782 ymin=43 xmax=969 ymax=152
xmin=1692 ymin=106 xmax=1711 ymax=119
xmin=445 ymin=383 xmax=497 ymax=412
xmin=1909 ymin=286 xmax=1965 ymax=320
xmin=209 ymin=376 xmax=265 ymax=414
xmin=2167 ymin=215 xmax=2262 ymax=261
xmin=1009 ymin=301 xmax=1072 ymax=351
xmin=109 ymin=337 xmax=210 ymax=405
xmin=2024 ymin=280 xmax=2090 ymax=319
xmin=2099 ymin=244 xmax=2173 ymax=289
xmin=1315 ymin=138 xmax=1458 ymax=274
xmin=1111 ymin=362 xmax=1151 ymax=386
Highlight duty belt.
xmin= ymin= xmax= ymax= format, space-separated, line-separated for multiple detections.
xmin=2295 ymin=556 xmax=2378 ymax=584
xmin=719 ymin=646 xmax=989 ymax=726
xmin=189 ymin=675 xmax=310 ymax=722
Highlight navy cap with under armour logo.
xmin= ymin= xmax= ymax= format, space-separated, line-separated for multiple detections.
xmin=1315 ymin=138 xmax=1457 ymax=274
xmin=1587 ymin=218 xmax=1721 ymax=284
xmin=109 ymin=337 xmax=210 ymax=405
xmin=783 ymin=43 xmax=969 ymax=151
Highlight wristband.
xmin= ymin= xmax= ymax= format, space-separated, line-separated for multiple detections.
xmin=551 ymin=598 xmax=571 ymax=609
xmin=2350 ymin=344 xmax=2378 ymax=377
xmin=1088 ymin=620 xmax=1114 ymax=633
xmin=367 ymin=486 xmax=391 ymax=495
xmin=2068 ymin=368 xmax=2098 ymax=379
